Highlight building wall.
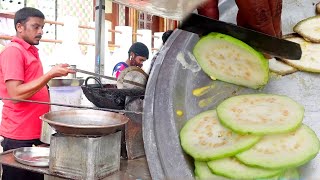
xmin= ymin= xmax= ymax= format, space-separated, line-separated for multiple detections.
xmin=0 ymin=0 xmax=94 ymax=55
xmin=57 ymin=0 xmax=93 ymax=54
xmin=0 ymin=0 xmax=164 ymax=68
xmin=0 ymin=0 xmax=25 ymax=12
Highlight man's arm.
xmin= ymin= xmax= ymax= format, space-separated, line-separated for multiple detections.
xmin=6 ymin=64 xmax=75 ymax=100
xmin=6 ymin=73 xmax=51 ymax=100
xmin=1 ymin=46 xmax=75 ymax=101
xmin=197 ymin=0 xmax=219 ymax=20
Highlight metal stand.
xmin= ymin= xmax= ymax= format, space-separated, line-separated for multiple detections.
xmin=123 ymin=97 xmax=145 ymax=160
xmin=49 ymin=132 xmax=121 ymax=180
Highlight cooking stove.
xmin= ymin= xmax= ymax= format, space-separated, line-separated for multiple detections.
xmin=49 ymin=132 xmax=121 ymax=180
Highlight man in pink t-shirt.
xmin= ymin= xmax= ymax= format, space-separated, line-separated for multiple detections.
xmin=0 ymin=7 xmax=74 ymax=180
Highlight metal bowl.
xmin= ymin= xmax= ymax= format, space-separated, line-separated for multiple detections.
xmin=40 ymin=110 xmax=129 ymax=136
xmin=13 ymin=147 xmax=50 ymax=167
xmin=48 ymin=78 xmax=84 ymax=87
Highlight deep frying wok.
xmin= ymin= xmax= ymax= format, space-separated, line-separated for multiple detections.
xmin=81 ymin=77 xmax=145 ymax=110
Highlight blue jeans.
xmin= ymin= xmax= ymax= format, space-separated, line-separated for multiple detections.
xmin=1 ymin=137 xmax=44 ymax=180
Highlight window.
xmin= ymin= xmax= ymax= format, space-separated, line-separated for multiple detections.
xmin=138 ymin=11 xmax=152 ymax=29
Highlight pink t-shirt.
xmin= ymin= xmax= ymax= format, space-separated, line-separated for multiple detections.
xmin=0 ymin=37 xmax=50 ymax=140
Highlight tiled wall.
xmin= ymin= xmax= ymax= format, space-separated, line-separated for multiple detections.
xmin=0 ymin=0 xmax=94 ymax=55
xmin=0 ymin=0 xmax=25 ymax=12
xmin=119 ymin=4 xmax=126 ymax=26
xmin=105 ymin=0 xmax=113 ymax=45
xmin=57 ymin=0 xmax=93 ymax=54
xmin=0 ymin=0 xmax=56 ymax=55
xmin=0 ymin=0 xmax=145 ymax=62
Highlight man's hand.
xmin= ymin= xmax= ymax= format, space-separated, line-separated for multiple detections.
xmin=197 ymin=0 xmax=282 ymax=38
xmin=6 ymin=64 xmax=76 ymax=101
xmin=47 ymin=64 xmax=76 ymax=79
xmin=197 ymin=0 xmax=219 ymax=20
xmin=236 ymin=0 xmax=282 ymax=38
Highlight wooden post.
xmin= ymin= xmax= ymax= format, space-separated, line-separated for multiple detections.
xmin=129 ymin=8 xmax=138 ymax=42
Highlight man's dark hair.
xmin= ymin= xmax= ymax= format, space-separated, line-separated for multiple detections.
xmin=14 ymin=7 xmax=45 ymax=30
xmin=128 ymin=42 xmax=149 ymax=59
xmin=162 ymin=30 xmax=174 ymax=44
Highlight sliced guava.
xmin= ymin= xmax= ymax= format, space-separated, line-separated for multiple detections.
xmin=217 ymin=94 xmax=304 ymax=135
xmin=282 ymin=36 xmax=320 ymax=73
xmin=193 ymin=32 xmax=269 ymax=89
xmin=207 ymin=157 xmax=282 ymax=179
xmin=195 ymin=161 xmax=231 ymax=180
xmin=236 ymin=125 xmax=320 ymax=169
xmin=293 ymin=16 xmax=320 ymax=43
xmin=268 ymin=58 xmax=297 ymax=75
xmin=180 ymin=110 xmax=260 ymax=161
xmin=278 ymin=168 xmax=300 ymax=180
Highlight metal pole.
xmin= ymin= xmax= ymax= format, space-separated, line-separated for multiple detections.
xmin=94 ymin=0 xmax=105 ymax=75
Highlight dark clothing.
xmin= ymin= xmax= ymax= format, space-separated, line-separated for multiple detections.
xmin=1 ymin=137 xmax=44 ymax=180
